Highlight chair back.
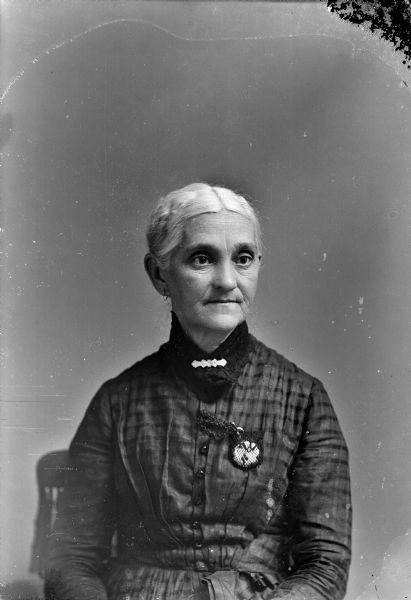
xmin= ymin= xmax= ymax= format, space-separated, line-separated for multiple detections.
xmin=30 ymin=450 xmax=70 ymax=578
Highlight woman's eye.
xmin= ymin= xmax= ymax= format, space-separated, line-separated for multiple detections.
xmin=191 ymin=254 xmax=211 ymax=266
xmin=236 ymin=253 xmax=253 ymax=266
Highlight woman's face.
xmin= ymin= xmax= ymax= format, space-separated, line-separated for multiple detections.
xmin=163 ymin=210 xmax=261 ymax=349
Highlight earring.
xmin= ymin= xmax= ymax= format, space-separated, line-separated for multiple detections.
xmin=163 ymin=288 xmax=169 ymax=302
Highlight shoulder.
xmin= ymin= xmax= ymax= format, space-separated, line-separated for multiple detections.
xmin=84 ymin=346 xmax=165 ymax=422
xmin=250 ymin=338 xmax=346 ymax=443
xmin=99 ymin=345 xmax=165 ymax=393
xmin=250 ymin=335 xmax=318 ymax=396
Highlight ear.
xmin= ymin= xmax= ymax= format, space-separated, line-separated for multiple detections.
xmin=144 ymin=253 xmax=168 ymax=297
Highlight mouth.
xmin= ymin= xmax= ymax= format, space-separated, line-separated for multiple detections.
xmin=207 ymin=299 xmax=240 ymax=304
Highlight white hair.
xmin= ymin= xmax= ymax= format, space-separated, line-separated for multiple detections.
xmin=146 ymin=183 xmax=262 ymax=269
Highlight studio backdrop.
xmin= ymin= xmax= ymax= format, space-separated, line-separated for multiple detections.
xmin=1 ymin=2 xmax=411 ymax=599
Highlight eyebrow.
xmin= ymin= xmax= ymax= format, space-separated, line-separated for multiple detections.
xmin=184 ymin=242 xmax=258 ymax=255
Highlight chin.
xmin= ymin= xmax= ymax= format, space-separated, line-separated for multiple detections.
xmin=202 ymin=313 xmax=244 ymax=333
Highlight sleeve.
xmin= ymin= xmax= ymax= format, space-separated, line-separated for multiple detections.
xmin=45 ymin=384 xmax=117 ymax=600
xmin=271 ymin=379 xmax=352 ymax=600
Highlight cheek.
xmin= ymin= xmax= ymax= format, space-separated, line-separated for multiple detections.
xmin=171 ymin=274 xmax=207 ymax=304
xmin=184 ymin=270 xmax=211 ymax=290
xmin=241 ymin=273 xmax=259 ymax=298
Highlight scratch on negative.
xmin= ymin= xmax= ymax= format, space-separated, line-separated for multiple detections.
xmin=0 ymin=18 xmax=375 ymax=104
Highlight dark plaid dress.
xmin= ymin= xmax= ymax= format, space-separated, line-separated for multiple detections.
xmin=46 ymin=317 xmax=351 ymax=600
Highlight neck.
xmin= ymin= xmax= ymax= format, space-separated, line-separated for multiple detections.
xmin=183 ymin=327 xmax=235 ymax=354
xmin=166 ymin=313 xmax=253 ymax=401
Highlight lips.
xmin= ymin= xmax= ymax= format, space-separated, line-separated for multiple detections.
xmin=207 ymin=299 xmax=240 ymax=304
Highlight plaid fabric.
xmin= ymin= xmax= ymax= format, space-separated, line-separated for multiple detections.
xmin=46 ymin=332 xmax=351 ymax=600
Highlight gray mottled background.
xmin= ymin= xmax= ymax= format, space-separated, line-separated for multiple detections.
xmin=1 ymin=2 xmax=411 ymax=598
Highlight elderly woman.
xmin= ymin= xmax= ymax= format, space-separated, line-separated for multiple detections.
xmin=46 ymin=183 xmax=352 ymax=600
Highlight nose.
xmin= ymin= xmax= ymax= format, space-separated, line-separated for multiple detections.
xmin=213 ymin=259 xmax=236 ymax=292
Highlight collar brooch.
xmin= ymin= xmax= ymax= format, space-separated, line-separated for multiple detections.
xmin=191 ymin=358 xmax=227 ymax=368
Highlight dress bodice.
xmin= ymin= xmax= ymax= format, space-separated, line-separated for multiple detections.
xmin=46 ymin=325 xmax=351 ymax=600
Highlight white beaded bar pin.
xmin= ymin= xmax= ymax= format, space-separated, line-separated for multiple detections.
xmin=191 ymin=359 xmax=227 ymax=368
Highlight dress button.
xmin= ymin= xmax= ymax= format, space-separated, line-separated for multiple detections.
xmin=199 ymin=444 xmax=209 ymax=456
xmin=195 ymin=541 xmax=203 ymax=549
xmin=191 ymin=521 xmax=201 ymax=529
xmin=194 ymin=495 xmax=204 ymax=506
xmin=196 ymin=468 xmax=205 ymax=478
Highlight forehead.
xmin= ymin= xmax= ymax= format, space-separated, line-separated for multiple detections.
xmin=181 ymin=211 xmax=257 ymax=249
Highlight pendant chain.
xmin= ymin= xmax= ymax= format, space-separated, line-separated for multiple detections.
xmin=197 ymin=409 xmax=241 ymax=441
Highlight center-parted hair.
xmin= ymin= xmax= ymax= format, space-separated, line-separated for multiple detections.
xmin=146 ymin=183 xmax=262 ymax=269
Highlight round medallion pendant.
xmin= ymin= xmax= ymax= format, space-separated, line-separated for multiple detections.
xmin=230 ymin=435 xmax=263 ymax=470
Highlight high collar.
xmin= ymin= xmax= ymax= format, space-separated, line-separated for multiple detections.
xmin=165 ymin=312 xmax=254 ymax=402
